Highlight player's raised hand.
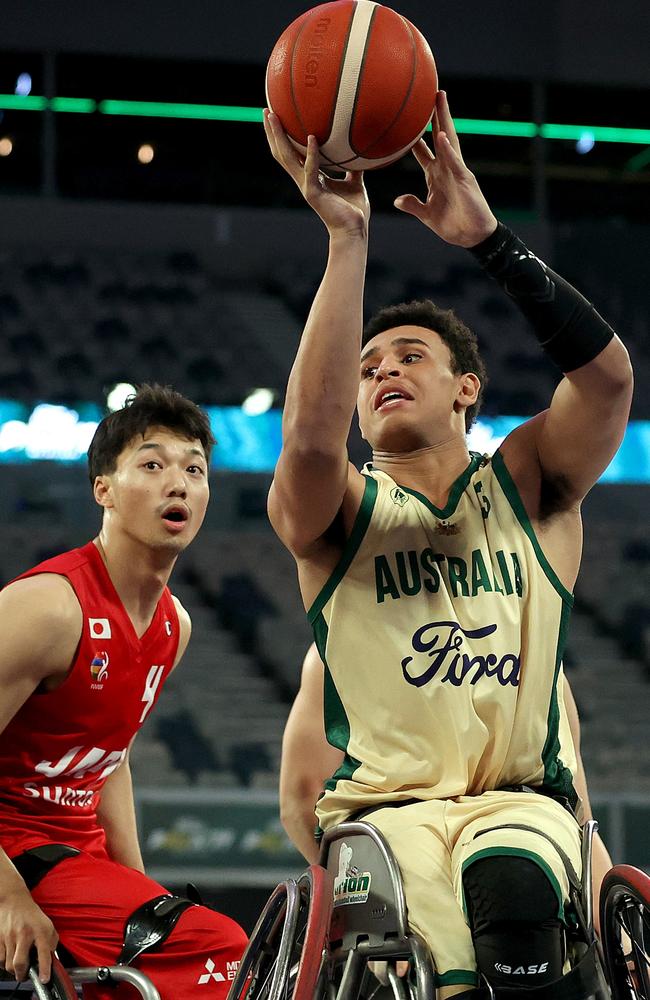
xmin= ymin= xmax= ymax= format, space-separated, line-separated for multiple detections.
xmin=264 ymin=109 xmax=370 ymax=238
xmin=394 ymin=91 xmax=497 ymax=248
xmin=0 ymin=885 xmax=58 ymax=983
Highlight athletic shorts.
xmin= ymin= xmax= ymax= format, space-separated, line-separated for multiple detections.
xmin=30 ymin=849 xmax=248 ymax=1000
xmin=323 ymin=790 xmax=581 ymax=989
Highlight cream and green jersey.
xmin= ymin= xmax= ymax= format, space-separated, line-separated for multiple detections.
xmin=310 ymin=450 xmax=578 ymax=830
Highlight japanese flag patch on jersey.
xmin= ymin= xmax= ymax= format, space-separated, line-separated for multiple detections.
xmin=88 ymin=618 xmax=111 ymax=639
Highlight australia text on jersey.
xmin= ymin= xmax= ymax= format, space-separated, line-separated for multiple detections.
xmin=375 ymin=547 xmax=523 ymax=604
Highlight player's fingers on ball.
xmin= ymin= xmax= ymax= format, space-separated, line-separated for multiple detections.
xmin=304 ymin=136 xmax=321 ymax=181
xmin=437 ymin=91 xmax=462 ymax=153
xmin=263 ymin=111 xmax=281 ymax=158
xmin=435 ymin=130 xmax=464 ymax=172
xmin=266 ymin=111 xmax=297 ymax=164
xmin=411 ymin=139 xmax=435 ymax=169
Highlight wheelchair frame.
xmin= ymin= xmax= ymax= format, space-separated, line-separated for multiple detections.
xmin=0 ymin=955 xmax=161 ymax=1000
xmin=227 ymin=816 xmax=650 ymax=1000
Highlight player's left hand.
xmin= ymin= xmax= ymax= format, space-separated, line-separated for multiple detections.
xmin=393 ymin=91 xmax=498 ymax=248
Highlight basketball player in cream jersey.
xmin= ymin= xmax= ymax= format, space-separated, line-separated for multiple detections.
xmin=263 ymin=91 xmax=632 ymax=999
xmin=280 ymin=645 xmax=613 ymax=933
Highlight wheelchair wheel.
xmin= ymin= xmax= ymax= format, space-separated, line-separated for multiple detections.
xmin=290 ymin=867 xmax=332 ymax=1000
xmin=228 ymin=866 xmax=331 ymax=1000
xmin=24 ymin=956 xmax=78 ymax=1000
xmin=600 ymin=864 xmax=650 ymax=1000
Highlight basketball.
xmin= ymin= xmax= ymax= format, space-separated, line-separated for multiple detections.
xmin=265 ymin=0 xmax=438 ymax=171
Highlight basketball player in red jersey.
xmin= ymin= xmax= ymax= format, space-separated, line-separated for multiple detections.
xmin=0 ymin=385 xmax=246 ymax=997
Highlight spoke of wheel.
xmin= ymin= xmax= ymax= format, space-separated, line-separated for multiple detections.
xmin=617 ymin=901 xmax=650 ymax=999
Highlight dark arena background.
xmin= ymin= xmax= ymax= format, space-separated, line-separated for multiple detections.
xmin=1 ymin=0 xmax=649 ymax=931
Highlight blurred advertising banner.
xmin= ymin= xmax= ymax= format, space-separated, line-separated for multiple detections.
xmin=138 ymin=789 xmax=305 ymax=886
xmin=136 ymin=790 xmax=649 ymax=886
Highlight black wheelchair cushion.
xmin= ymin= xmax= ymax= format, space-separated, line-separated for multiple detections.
xmin=118 ymin=893 xmax=197 ymax=966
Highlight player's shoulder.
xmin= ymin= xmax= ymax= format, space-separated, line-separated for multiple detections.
xmin=0 ymin=572 xmax=82 ymax=635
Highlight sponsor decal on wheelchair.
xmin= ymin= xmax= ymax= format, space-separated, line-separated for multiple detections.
xmin=333 ymin=842 xmax=372 ymax=907
xmin=494 ymin=962 xmax=549 ymax=976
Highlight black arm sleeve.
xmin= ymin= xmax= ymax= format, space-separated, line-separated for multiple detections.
xmin=468 ymin=222 xmax=615 ymax=373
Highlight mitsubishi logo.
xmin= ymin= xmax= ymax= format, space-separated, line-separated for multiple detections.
xmin=197 ymin=958 xmax=225 ymax=984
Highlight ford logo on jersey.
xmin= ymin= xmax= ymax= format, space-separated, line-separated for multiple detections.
xmin=401 ymin=620 xmax=520 ymax=688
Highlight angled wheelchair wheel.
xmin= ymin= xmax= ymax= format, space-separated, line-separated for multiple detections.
xmin=228 ymin=866 xmax=331 ymax=1000
xmin=23 ymin=956 xmax=78 ymax=1000
xmin=600 ymin=864 xmax=650 ymax=1000
xmin=290 ymin=867 xmax=332 ymax=1000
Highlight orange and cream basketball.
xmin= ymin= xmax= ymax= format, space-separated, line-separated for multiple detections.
xmin=265 ymin=0 xmax=438 ymax=170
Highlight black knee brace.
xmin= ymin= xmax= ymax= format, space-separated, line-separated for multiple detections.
xmin=463 ymin=856 xmax=566 ymax=989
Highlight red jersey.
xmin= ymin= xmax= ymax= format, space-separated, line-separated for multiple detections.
xmin=0 ymin=541 xmax=179 ymax=859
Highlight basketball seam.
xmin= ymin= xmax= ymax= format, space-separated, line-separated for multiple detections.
xmin=349 ymin=12 xmax=420 ymax=160
xmin=345 ymin=2 xmax=377 ymax=159
xmin=325 ymin=2 xmax=358 ymax=160
xmin=288 ymin=3 xmax=357 ymax=167
xmin=320 ymin=0 xmax=377 ymax=167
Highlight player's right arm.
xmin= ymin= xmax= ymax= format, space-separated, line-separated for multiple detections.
xmin=0 ymin=575 xmax=82 ymax=983
xmin=264 ymin=111 xmax=369 ymax=559
xmin=280 ymin=645 xmax=344 ymax=863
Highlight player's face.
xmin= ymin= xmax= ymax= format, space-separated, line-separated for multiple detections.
xmin=100 ymin=427 xmax=210 ymax=553
xmin=357 ymin=326 xmax=470 ymax=451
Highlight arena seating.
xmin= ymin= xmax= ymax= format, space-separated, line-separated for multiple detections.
xmin=0 ymin=232 xmax=648 ymax=794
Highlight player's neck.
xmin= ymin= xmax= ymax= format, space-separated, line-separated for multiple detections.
xmin=371 ymin=437 xmax=472 ymax=506
xmin=93 ymin=533 xmax=175 ymax=638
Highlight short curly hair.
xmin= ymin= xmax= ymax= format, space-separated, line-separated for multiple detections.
xmin=362 ymin=299 xmax=487 ymax=430
xmin=87 ymin=383 xmax=214 ymax=485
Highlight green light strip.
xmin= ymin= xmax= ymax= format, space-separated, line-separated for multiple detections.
xmin=541 ymin=123 xmax=650 ymax=144
xmin=1 ymin=95 xmax=649 ymax=145
xmin=0 ymin=95 xmax=47 ymax=111
xmin=99 ymin=99 xmax=263 ymax=122
xmin=452 ymin=118 xmax=537 ymax=138
xmin=50 ymin=97 xmax=97 ymax=114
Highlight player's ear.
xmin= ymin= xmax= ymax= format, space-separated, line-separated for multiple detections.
xmin=93 ymin=475 xmax=114 ymax=509
xmin=455 ymin=372 xmax=480 ymax=412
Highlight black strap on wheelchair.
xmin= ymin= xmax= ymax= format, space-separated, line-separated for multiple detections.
xmin=118 ymin=893 xmax=198 ymax=966
xmin=11 ymin=844 xmax=81 ymax=891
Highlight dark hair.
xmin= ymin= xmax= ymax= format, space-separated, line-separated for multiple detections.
xmin=362 ymin=299 xmax=488 ymax=431
xmin=87 ymin=383 xmax=215 ymax=485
